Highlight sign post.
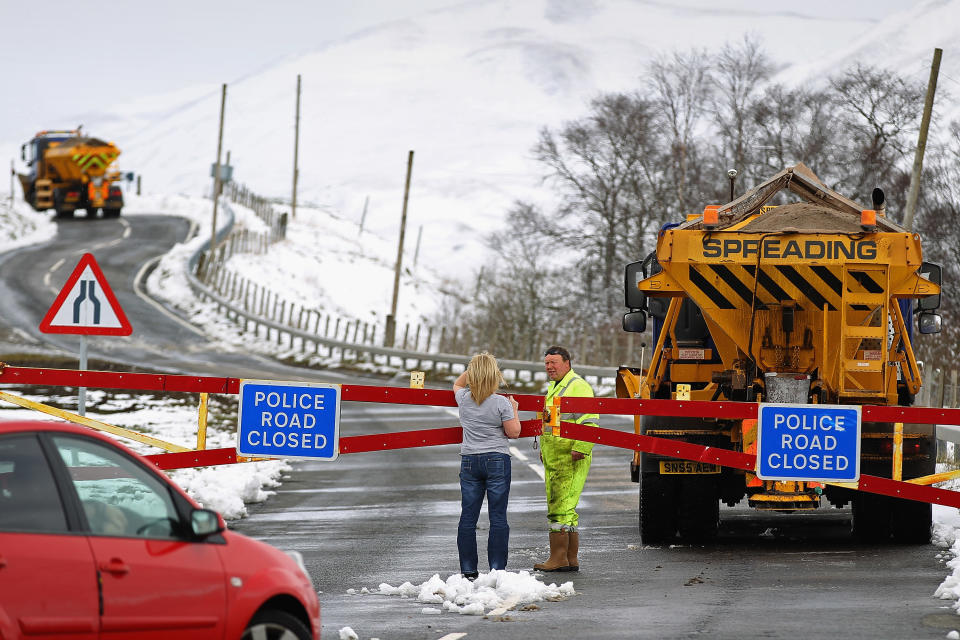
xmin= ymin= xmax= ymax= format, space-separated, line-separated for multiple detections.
xmin=756 ymin=403 xmax=861 ymax=483
xmin=237 ymin=380 xmax=341 ymax=460
xmin=39 ymin=253 xmax=132 ymax=415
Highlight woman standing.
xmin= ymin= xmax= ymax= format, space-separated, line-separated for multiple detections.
xmin=454 ymin=352 xmax=521 ymax=579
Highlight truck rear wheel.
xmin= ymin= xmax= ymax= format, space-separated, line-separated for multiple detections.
xmin=676 ymin=475 xmax=720 ymax=542
xmin=639 ymin=472 xmax=677 ymax=544
xmin=54 ymin=209 xmax=74 ymax=219
xmin=891 ymin=499 xmax=932 ymax=544
xmin=103 ymin=207 xmax=121 ymax=218
xmin=851 ymin=493 xmax=892 ymax=542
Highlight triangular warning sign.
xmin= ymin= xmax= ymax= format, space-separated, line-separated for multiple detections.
xmin=39 ymin=253 xmax=132 ymax=336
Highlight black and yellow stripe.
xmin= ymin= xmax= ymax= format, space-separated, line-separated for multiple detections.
xmin=686 ymin=264 xmax=887 ymax=313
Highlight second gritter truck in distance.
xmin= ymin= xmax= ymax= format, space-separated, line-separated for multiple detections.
xmin=18 ymin=128 xmax=124 ymax=219
xmin=619 ymin=163 xmax=943 ymax=544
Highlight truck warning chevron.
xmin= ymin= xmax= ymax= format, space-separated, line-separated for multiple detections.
xmin=756 ymin=404 xmax=861 ymax=482
xmin=237 ymin=380 xmax=341 ymax=460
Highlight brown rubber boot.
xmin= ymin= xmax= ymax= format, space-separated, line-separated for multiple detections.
xmin=565 ymin=530 xmax=579 ymax=572
xmin=533 ymin=531 xmax=569 ymax=572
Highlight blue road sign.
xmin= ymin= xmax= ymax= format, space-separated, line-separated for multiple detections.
xmin=237 ymin=380 xmax=340 ymax=460
xmin=756 ymin=403 xmax=861 ymax=482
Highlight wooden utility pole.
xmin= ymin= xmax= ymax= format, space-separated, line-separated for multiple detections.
xmin=291 ymin=74 xmax=301 ymax=220
xmin=358 ymin=195 xmax=369 ymax=236
xmin=210 ymin=84 xmax=227 ymax=258
xmin=385 ymin=150 xmax=414 ymax=347
xmin=413 ymin=224 xmax=423 ymax=267
xmin=904 ymin=48 xmax=942 ymax=231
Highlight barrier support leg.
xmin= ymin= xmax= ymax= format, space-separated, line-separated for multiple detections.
xmin=893 ymin=422 xmax=903 ymax=482
xmin=198 ymin=392 xmax=209 ymax=450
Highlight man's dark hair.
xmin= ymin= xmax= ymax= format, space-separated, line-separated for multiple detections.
xmin=543 ymin=346 xmax=571 ymax=362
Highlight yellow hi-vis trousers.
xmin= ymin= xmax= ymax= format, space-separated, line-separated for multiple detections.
xmin=541 ymin=432 xmax=592 ymax=530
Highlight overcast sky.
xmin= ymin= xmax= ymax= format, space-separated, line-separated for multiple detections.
xmin=0 ymin=0 xmax=918 ymax=146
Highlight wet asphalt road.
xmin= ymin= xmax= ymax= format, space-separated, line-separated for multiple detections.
xmin=232 ymin=404 xmax=957 ymax=640
xmin=1 ymin=216 xmax=958 ymax=639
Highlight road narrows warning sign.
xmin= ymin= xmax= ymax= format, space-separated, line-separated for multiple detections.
xmin=39 ymin=253 xmax=132 ymax=336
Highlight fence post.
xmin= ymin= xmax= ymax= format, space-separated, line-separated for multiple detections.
xmin=951 ymin=369 xmax=958 ymax=408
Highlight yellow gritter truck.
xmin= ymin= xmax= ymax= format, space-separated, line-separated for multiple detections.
xmin=18 ymin=129 xmax=124 ymax=219
xmin=619 ymin=163 xmax=943 ymax=543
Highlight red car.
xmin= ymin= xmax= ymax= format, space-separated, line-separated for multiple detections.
xmin=0 ymin=420 xmax=320 ymax=639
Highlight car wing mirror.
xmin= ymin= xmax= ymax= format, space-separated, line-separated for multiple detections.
xmin=191 ymin=508 xmax=225 ymax=538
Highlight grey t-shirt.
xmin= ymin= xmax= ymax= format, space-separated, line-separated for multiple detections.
xmin=455 ymin=387 xmax=513 ymax=456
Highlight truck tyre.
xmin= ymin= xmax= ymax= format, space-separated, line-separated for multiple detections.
xmin=676 ymin=476 xmax=719 ymax=542
xmin=851 ymin=493 xmax=892 ymax=542
xmin=639 ymin=472 xmax=677 ymax=544
xmin=54 ymin=209 xmax=74 ymax=219
xmin=103 ymin=208 xmax=121 ymax=218
xmin=891 ymin=499 xmax=932 ymax=544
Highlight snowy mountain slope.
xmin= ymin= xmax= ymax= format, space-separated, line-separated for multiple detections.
xmin=3 ymin=0 xmax=954 ymax=286
xmin=776 ymin=0 xmax=960 ymax=122
xmin=3 ymin=1 xmax=912 ymax=278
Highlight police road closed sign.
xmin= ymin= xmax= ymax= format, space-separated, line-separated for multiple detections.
xmin=756 ymin=403 xmax=861 ymax=482
xmin=237 ymin=380 xmax=341 ymax=460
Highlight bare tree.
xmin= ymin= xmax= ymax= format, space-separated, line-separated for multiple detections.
xmin=711 ymin=34 xmax=774 ymax=186
xmin=648 ymin=49 xmax=713 ymax=215
xmin=912 ymin=124 xmax=960 ymax=364
xmin=534 ymin=92 xmax=665 ymax=315
xmin=828 ymin=64 xmax=924 ymax=207
xmin=749 ymin=84 xmax=836 ymax=181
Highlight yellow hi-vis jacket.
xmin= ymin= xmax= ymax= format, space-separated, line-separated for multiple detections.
xmin=544 ymin=369 xmax=599 ymax=456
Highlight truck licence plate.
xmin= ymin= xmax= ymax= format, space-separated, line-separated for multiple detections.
xmin=659 ymin=461 xmax=720 ymax=474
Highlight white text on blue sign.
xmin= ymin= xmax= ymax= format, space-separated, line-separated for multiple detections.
xmin=756 ymin=404 xmax=860 ymax=482
xmin=237 ymin=381 xmax=340 ymax=460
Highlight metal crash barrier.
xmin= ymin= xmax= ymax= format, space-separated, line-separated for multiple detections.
xmin=1 ymin=364 xmax=960 ymax=508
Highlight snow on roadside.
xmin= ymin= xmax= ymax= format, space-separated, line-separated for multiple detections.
xmin=0 ymin=196 xmax=56 ymax=253
xmin=352 ymin=570 xmax=574 ymax=617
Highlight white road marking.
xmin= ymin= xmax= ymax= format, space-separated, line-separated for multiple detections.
xmin=509 ymin=445 xmax=528 ymax=461
xmin=44 ymin=258 xmax=66 ymax=294
xmin=437 ymin=634 xmax=467 ymax=640
xmin=132 ymin=255 xmax=208 ymax=336
xmin=91 ymin=217 xmax=131 ymax=250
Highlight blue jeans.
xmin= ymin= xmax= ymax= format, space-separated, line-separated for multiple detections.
xmin=458 ymin=452 xmax=511 ymax=573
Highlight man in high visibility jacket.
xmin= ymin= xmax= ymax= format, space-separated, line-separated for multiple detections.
xmin=533 ymin=346 xmax=599 ymax=572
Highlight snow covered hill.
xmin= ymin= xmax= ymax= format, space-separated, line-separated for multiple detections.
xmin=8 ymin=0 xmax=958 ymax=285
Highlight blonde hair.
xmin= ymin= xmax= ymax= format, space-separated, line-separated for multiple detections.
xmin=466 ymin=352 xmax=504 ymax=405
